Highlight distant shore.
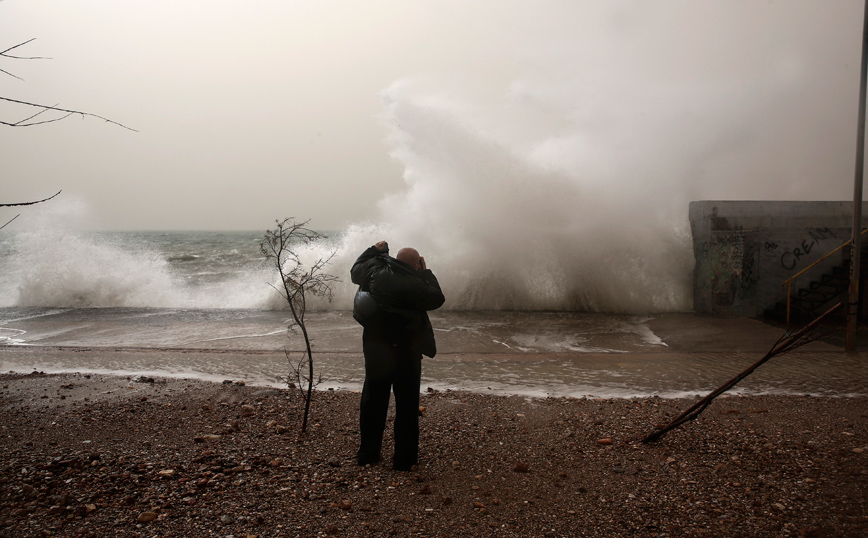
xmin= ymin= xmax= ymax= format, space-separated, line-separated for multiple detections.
xmin=1 ymin=371 xmax=866 ymax=537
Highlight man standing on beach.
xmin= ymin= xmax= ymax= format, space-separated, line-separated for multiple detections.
xmin=351 ymin=241 xmax=445 ymax=471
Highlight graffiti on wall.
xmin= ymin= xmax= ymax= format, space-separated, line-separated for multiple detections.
xmin=697 ymin=231 xmax=756 ymax=310
xmin=741 ymin=244 xmax=757 ymax=297
xmin=779 ymin=227 xmax=838 ymax=271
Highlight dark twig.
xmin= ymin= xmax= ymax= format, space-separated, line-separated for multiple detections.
xmin=0 ymin=190 xmax=61 ymax=208
xmin=642 ymin=302 xmax=843 ymax=443
xmin=0 ymin=67 xmax=22 ymax=80
xmin=0 ymin=214 xmax=20 ymax=231
xmin=2 ymin=37 xmax=133 ymax=130
xmin=12 ymin=103 xmax=70 ymax=126
xmin=0 ymin=97 xmax=136 ymax=131
xmin=1 ymin=38 xmax=49 ymax=60
xmin=1 ymin=39 xmax=49 ymax=81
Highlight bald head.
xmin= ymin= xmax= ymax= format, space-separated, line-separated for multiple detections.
xmin=396 ymin=247 xmax=421 ymax=270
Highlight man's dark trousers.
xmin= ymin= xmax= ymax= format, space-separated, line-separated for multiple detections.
xmin=357 ymin=328 xmax=422 ymax=471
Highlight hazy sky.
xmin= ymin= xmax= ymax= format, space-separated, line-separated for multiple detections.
xmin=1 ymin=0 xmax=865 ymax=231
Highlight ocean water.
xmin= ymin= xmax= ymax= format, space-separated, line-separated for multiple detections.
xmin=0 ymin=228 xmax=664 ymax=343
xmin=0 ymin=230 xmax=274 ymax=310
xmin=0 ymin=230 xmax=865 ymax=398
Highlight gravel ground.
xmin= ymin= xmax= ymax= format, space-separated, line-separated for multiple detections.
xmin=1 ymin=371 xmax=866 ymax=538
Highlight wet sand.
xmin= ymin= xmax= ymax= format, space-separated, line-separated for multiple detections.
xmin=2 ymin=313 xmax=866 ymax=398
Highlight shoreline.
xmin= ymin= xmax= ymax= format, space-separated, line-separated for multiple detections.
xmin=2 ymin=360 xmax=868 ymax=402
xmin=3 ymin=330 xmax=867 ymax=401
xmin=1 ymin=372 xmax=866 ymax=537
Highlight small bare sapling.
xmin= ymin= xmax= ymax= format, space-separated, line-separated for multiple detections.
xmin=261 ymin=218 xmax=339 ymax=436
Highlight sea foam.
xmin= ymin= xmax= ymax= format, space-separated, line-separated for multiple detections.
xmin=296 ymin=80 xmax=696 ymax=314
xmin=0 ymin=222 xmax=275 ymax=309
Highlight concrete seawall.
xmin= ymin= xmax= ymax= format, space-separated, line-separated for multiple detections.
xmin=689 ymin=201 xmax=868 ymax=317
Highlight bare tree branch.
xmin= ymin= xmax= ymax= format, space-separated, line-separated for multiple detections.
xmin=0 ymin=190 xmax=61 ymax=208
xmin=0 ymin=97 xmax=137 ymax=131
xmin=641 ymin=302 xmax=843 ymax=443
xmin=0 ymin=67 xmax=23 ymax=80
xmin=0 ymin=214 xmax=20 ymax=231
xmin=1 ymin=38 xmax=49 ymax=60
xmin=1 ymin=39 xmax=49 ymax=82
xmin=1 ymin=36 xmax=134 ymax=131
xmin=11 ymin=102 xmax=70 ymax=126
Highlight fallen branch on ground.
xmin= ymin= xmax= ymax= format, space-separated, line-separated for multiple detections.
xmin=642 ymin=302 xmax=843 ymax=443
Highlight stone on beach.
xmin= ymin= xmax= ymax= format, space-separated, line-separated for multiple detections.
xmin=0 ymin=372 xmax=866 ymax=538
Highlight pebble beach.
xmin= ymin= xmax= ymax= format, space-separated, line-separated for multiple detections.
xmin=1 ymin=371 xmax=866 ymax=538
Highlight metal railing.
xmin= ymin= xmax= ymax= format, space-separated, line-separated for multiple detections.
xmin=782 ymin=227 xmax=868 ymax=324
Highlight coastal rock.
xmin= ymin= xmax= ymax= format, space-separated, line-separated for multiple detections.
xmin=137 ymin=512 xmax=158 ymax=522
xmin=225 ymin=421 xmax=240 ymax=432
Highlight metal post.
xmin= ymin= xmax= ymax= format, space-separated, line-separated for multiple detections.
xmin=846 ymin=0 xmax=868 ymax=352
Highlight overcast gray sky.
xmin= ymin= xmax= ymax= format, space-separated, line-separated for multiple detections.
xmin=1 ymin=0 xmax=865 ymax=231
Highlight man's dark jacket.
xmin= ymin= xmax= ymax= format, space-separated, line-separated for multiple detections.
xmin=351 ymin=246 xmax=445 ymax=358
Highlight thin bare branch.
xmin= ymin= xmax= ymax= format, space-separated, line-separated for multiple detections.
xmin=0 ymin=67 xmax=22 ymax=80
xmin=0 ymin=38 xmax=48 ymax=60
xmin=1 ymin=38 xmax=132 ymax=130
xmin=1 ymin=39 xmax=49 ymax=81
xmin=1 ymin=112 xmax=75 ymax=127
xmin=0 ymin=97 xmax=137 ymax=131
xmin=11 ymin=102 xmax=66 ymax=125
xmin=642 ymin=302 xmax=843 ymax=443
xmin=0 ymin=190 xmax=61 ymax=208
xmin=0 ymin=214 xmax=20 ymax=231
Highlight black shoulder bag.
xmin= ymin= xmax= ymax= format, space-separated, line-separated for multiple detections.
xmin=353 ymin=287 xmax=379 ymax=327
